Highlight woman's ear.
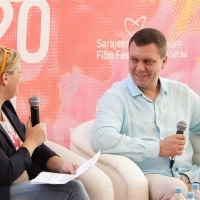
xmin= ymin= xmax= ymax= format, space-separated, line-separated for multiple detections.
xmin=1 ymin=73 xmax=9 ymax=85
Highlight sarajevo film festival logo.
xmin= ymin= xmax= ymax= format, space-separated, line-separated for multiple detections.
xmin=124 ymin=16 xmax=146 ymax=36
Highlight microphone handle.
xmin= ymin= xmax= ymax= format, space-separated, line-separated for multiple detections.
xmin=171 ymin=130 xmax=184 ymax=166
xmin=31 ymin=106 xmax=40 ymax=127
xmin=176 ymin=130 xmax=184 ymax=134
xmin=172 ymin=130 xmax=183 ymax=158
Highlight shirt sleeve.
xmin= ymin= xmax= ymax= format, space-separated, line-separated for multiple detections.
xmin=91 ymin=92 xmax=159 ymax=162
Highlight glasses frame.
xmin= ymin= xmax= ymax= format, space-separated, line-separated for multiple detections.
xmin=0 ymin=46 xmax=12 ymax=75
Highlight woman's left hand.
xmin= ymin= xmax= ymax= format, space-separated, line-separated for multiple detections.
xmin=59 ymin=162 xmax=79 ymax=174
xmin=46 ymin=156 xmax=79 ymax=174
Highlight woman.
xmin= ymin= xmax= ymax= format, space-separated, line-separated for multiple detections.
xmin=0 ymin=46 xmax=90 ymax=200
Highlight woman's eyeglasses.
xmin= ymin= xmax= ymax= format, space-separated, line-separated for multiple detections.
xmin=0 ymin=46 xmax=12 ymax=74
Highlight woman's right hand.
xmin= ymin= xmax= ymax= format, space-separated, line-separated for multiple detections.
xmin=21 ymin=117 xmax=47 ymax=156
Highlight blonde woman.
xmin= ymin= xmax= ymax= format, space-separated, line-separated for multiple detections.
xmin=0 ymin=46 xmax=90 ymax=200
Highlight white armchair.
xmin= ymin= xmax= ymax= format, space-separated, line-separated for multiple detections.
xmin=70 ymin=120 xmax=200 ymax=200
xmin=190 ymin=133 xmax=200 ymax=166
xmin=70 ymin=120 xmax=149 ymax=200
xmin=45 ymin=140 xmax=114 ymax=200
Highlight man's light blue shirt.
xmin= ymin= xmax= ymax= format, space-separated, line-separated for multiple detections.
xmin=91 ymin=74 xmax=200 ymax=182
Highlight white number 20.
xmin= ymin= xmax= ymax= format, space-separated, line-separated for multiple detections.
xmin=0 ymin=0 xmax=50 ymax=63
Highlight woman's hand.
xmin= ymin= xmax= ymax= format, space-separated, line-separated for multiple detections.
xmin=21 ymin=117 xmax=47 ymax=156
xmin=46 ymin=156 xmax=79 ymax=175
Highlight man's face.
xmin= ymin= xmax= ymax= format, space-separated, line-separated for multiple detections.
xmin=128 ymin=41 xmax=167 ymax=91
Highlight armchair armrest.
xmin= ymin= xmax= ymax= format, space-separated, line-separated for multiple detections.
xmin=70 ymin=120 xmax=149 ymax=200
xmin=45 ymin=140 xmax=114 ymax=200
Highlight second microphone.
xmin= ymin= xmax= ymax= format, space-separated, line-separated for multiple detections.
xmin=29 ymin=96 xmax=40 ymax=127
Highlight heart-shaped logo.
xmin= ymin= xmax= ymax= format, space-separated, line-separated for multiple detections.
xmin=124 ymin=16 xmax=146 ymax=36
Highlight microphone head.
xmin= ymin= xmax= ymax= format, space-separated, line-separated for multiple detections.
xmin=177 ymin=121 xmax=187 ymax=132
xmin=29 ymin=96 xmax=40 ymax=107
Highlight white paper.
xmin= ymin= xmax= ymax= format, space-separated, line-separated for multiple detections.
xmin=31 ymin=150 xmax=100 ymax=184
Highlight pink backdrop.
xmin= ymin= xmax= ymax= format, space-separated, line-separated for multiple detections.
xmin=1 ymin=0 xmax=200 ymax=147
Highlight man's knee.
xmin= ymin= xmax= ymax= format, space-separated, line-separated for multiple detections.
xmin=168 ymin=178 xmax=188 ymax=197
xmin=146 ymin=174 xmax=188 ymax=200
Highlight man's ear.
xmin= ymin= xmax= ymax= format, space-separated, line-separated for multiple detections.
xmin=161 ymin=56 xmax=168 ymax=69
xmin=1 ymin=73 xmax=9 ymax=85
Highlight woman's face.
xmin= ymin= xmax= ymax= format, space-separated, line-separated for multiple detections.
xmin=5 ymin=65 xmax=22 ymax=99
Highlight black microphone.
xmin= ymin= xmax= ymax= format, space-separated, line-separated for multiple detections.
xmin=176 ymin=121 xmax=187 ymax=134
xmin=28 ymin=96 xmax=40 ymax=127
xmin=170 ymin=121 xmax=187 ymax=176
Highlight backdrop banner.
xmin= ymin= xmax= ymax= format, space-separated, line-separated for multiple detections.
xmin=1 ymin=0 xmax=200 ymax=147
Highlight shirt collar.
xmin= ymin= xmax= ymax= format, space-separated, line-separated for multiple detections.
xmin=127 ymin=74 xmax=142 ymax=97
xmin=159 ymin=77 xmax=168 ymax=96
xmin=126 ymin=74 xmax=167 ymax=97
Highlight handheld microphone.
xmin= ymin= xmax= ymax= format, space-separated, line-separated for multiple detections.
xmin=176 ymin=121 xmax=187 ymax=134
xmin=28 ymin=96 xmax=40 ymax=127
xmin=170 ymin=121 xmax=187 ymax=176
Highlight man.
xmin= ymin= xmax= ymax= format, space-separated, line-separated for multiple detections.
xmin=91 ymin=28 xmax=200 ymax=200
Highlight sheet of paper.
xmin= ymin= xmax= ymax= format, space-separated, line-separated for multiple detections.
xmin=31 ymin=150 xmax=100 ymax=184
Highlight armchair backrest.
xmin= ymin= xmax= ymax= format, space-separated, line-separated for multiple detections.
xmin=190 ymin=133 xmax=200 ymax=166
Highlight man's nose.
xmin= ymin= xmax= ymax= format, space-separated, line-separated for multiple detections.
xmin=136 ymin=61 xmax=145 ymax=71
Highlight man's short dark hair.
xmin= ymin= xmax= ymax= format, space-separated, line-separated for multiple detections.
xmin=129 ymin=28 xmax=167 ymax=58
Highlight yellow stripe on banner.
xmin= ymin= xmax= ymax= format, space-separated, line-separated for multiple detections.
xmin=196 ymin=57 xmax=200 ymax=65
xmin=175 ymin=0 xmax=199 ymax=33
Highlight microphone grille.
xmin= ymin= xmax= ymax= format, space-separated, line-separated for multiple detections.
xmin=29 ymin=96 xmax=40 ymax=106
xmin=177 ymin=121 xmax=187 ymax=131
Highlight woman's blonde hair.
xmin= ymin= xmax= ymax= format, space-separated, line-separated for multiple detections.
xmin=0 ymin=46 xmax=21 ymax=74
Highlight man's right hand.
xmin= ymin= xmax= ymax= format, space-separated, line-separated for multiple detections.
xmin=159 ymin=134 xmax=186 ymax=157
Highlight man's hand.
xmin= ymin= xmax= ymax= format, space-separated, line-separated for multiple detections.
xmin=159 ymin=134 xmax=186 ymax=157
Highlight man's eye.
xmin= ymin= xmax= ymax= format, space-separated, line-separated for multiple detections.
xmin=145 ymin=60 xmax=154 ymax=65
xmin=131 ymin=59 xmax=138 ymax=63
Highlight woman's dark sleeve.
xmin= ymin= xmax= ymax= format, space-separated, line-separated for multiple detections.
xmin=19 ymin=113 xmax=58 ymax=170
xmin=20 ymin=121 xmax=59 ymax=170
xmin=0 ymin=147 xmax=32 ymax=185
xmin=0 ymin=100 xmax=58 ymax=185
xmin=31 ymin=143 xmax=58 ymax=170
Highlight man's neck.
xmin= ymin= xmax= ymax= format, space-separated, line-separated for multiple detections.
xmin=139 ymin=81 xmax=160 ymax=101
